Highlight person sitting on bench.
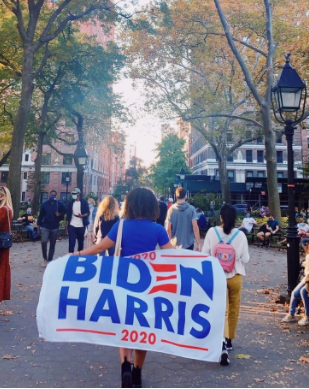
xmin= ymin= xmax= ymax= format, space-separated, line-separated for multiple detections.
xmin=239 ymin=213 xmax=257 ymax=234
xmin=256 ymin=213 xmax=280 ymax=247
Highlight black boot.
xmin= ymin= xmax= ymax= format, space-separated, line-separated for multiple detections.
xmin=121 ymin=357 xmax=132 ymax=388
xmin=132 ymin=365 xmax=142 ymax=388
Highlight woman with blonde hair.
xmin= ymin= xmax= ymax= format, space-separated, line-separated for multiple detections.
xmin=93 ymin=195 xmax=119 ymax=255
xmin=0 ymin=186 xmax=13 ymax=303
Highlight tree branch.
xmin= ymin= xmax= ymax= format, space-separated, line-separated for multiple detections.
xmin=0 ymin=149 xmax=11 ymax=167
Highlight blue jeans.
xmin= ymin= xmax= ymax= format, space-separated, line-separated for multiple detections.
xmin=289 ymin=280 xmax=309 ymax=316
xmin=40 ymin=227 xmax=58 ymax=261
xmin=68 ymin=225 xmax=85 ymax=253
xmin=25 ymin=225 xmax=34 ymax=238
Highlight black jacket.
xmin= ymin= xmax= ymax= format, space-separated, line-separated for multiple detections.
xmin=66 ymin=198 xmax=90 ymax=227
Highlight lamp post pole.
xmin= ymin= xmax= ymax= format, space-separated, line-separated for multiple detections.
xmin=285 ymin=119 xmax=300 ymax=294
xmin=272 ymin=54 xmax=307 ymax=295
xmin=65 ymin=172 xmax=71 ymax=205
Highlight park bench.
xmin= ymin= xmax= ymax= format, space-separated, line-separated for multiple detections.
xmin=11 ymin=221 xmax=66 ymax=243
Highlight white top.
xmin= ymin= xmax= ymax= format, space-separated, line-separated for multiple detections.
xmin=297 ymin=222 xmax=309 ymax=234
xmin=202 ymin=226 xmax=250 ymax=279
xmin=70 ymin=201 xmax=83 ymax=228
xmin=241 ymin=217 xmax=257 ymax=233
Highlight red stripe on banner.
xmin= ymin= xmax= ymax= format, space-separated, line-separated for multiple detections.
xmin=161 ymin=339 xmax=209 ymax=351
xmin=161 ymin=255 xmax=210 ymax=258
xmin=150 ymin=263 xmax=177 ymax=272
xmin=287 ymin=184 xmax=295 ymax=187
xmin=56 ymin=328 xmax=116 ymax=336
xmin=148 ymin=284 xmax=177 ymax=294
xmin=156 ymin=275 xmax=177 ymax=282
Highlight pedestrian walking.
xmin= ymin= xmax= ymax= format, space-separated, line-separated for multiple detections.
xmin=37 ymin=190 xmax=66 ymax=267
xmin=210 ymin=200 xmax=215 ymax=217
xmin=156 ymin=195 xmax=167 ymax=226
xmin=66 ymin=188 xmax=89 ymax=253
xmin=0 ymin=186 xmax=13 ymax=303
xmin=93 ymin=195 xmax=119 ymax=255
xmin=75 ymin=187 xmax=174 ymax=388
xmin=166 ymin=187 xmax=201 ymax=251
xmin=202 ymin=204 xmax=250 ymax=365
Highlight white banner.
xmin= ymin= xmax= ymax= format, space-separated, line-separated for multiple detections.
xmin=37 ymin=249 xmax=226 ymax=362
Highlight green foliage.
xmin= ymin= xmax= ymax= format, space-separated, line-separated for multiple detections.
xmin=187 ymin=191 xmax=223 ymax=213
xmin=124 ymin=156 xmax=149 ymax=191
xmin=149 ymin=134 xmax=189 ymax=193
xmin=86 ymin=192 xmax=98 ymax=202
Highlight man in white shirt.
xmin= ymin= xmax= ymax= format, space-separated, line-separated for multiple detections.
xmin=66 ymin=188 xmax=90 ymax=253
xmin=239 ymin=213 xmax=257 ymax=234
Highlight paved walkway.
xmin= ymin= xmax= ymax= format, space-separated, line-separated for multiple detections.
xmin=1 ymin=240 xmax=309 ymax=388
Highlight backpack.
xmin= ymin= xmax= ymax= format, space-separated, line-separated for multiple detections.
xmin=213 ymin=227 xmax=240 ymax=273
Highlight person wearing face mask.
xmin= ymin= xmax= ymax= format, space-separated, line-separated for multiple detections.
xmin=37 ymin=190 xmax=66 ymax=267
xmin=17 ymin=207 xmax=37 ymax=241
xmin=66 ymin=188 xmax=90 ymax=253
xmin=239 ymin=213 xmax=257 ymax=235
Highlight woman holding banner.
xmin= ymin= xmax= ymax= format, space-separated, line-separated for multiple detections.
xmin=202 ymin=204 xmax=250 ymax=365
xmin=75 ymin=187 xmax=174 ymax=388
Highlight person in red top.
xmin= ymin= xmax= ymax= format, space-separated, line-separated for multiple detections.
xmin=167 ymin=197 xmax=174 ymax=210
xmin=0 ymin=186 xmax=13 ymax=303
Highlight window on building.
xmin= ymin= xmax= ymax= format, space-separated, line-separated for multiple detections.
xmin=23 ymin=172 xmax=27 ymax=180
xmin=257 ymin=150 xmax=264 ymax=163
xmin=227 ymin=131 xmax=233 ymax=143
xmin=227 ymin=154 xmax=233 ymax=162
xmin=277 ymin=172 xmax=284 ymax=178
xmin=257 ymin=137 xmax=263 ymax=145
xmin=246 ymin=171 xmax=253 ymax=178
xmin=25 ymin=154 xmax=29 ymax=162
xmin=60 ymin=192 xmax=69 ymax=203
xmin=1 ymin=172 xmax=8 ymax=183
xmin=41 ymin=172 xmax=50 ymax=184
xmin=64 ymin=133 xmax=74 ymax=143
xmin=215 ymin=170 xmax=220 ymax=180
xmin=277 ymin=151 xmax=283 ymax=163
xmin=227 ymin=170 xmax=235 ymax=182
xmin=63 ymin=155 xmax=73 ymax=165
xmin=307 ymin=138 xmax=309 ymax=149
xmin=21 ymin=192 xmax=25 ymax=201
xmin=276 ymin=134 xmax=283 ymax=144
xmin=246 ymin=130 xmax=252 ymax=143
xmin=40 ymin=192 xmax=48 ymax=204
xmin=246 ymin=150 xmax=253 ymax=162
xmin=42 ymin=153 xmax=51 ymax=165
xmin=257 ymin=171 xmax=265 ymax=177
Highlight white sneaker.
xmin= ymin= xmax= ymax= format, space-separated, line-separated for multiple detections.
xmin=298 ymin=317 xmax=309 ymax=326
xmin=282 ymin=314 xmax=296 ymax=323
xmin=41 ymin=260 xmax=48 ymax=268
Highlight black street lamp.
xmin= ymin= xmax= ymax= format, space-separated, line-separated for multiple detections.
xmin=65 ymin=172 xmax=71 ymax=204
xmin=74 ymin=142 xmax=89 ymax=196
xmin=272 ymin=54 xmax=307 ymax=295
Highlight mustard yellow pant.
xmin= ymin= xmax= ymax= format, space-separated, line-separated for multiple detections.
xmin=224 ymin=274 xmax=243 ymax=340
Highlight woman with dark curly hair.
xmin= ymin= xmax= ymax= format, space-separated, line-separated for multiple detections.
xmin=74 ymin=187 xmax=173 ymax=388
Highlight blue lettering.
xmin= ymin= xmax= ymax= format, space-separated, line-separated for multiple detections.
xmin=90 ymin=289 xmax=120 ymax=323
xmin=180 ymin=261 xmax=214 ymax=300
xmin=190 ymin=304 xmax=211 ymax=339
xmin=154 ymin=297 xmax=174 ymax=333
xmin=177 ymin=301 xmax=186 ymax=335
xmin=63 ymin=255 xmax=97 ymax=282
xmin=58 ymin=286 xmax=88 ymax=320
xmin=117 ymin=258 xmax=151 ymax=293
xmin=99 ymin=256 xmax=114 ymax=285
xmin=125 ymin=296 xmax=150 ymax=327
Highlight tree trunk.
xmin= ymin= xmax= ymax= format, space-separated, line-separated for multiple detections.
xmin=8 ymin=47 xmax=35 ymax=216
xmin=261 ymin=104 xmax=281 ymax=222
xmin=218 ymin=157 xmax=231 ymax=203
xmin=32 ymin=132 xmax=45 ymax=215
